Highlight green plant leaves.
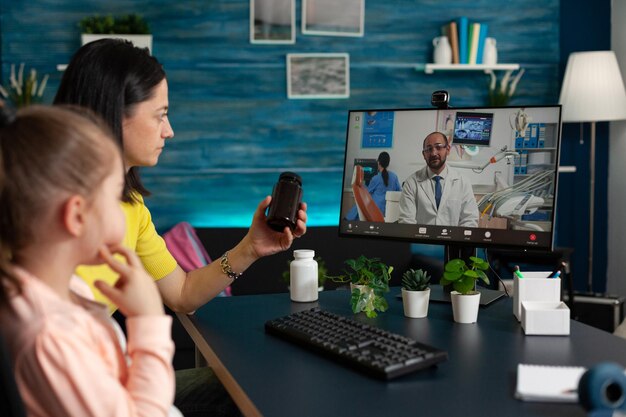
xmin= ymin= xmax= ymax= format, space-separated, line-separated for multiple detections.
xmin=442 ymin=270 xmax=462 ymax=281
xmin=454 ymin=275 xmax=476 ymax=294
xmin=401 ymin=268 xmax=431 ymax=291
xmin=445 ymin=258 xmax=466 ymax=272
xmin=79 ymin=14 xmax=150 ymax=34
xmin=443 ymin=256 xmax=492 ymax=295
xmin=333 ymin=255 xmax=392 ymax=318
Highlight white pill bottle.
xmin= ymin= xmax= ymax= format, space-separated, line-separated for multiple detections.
xmin=290 ymin=249 xmax=318 ymax=302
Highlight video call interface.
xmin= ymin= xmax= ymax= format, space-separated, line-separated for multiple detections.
xmin=339 ymin=106 xmax=562 ymax=250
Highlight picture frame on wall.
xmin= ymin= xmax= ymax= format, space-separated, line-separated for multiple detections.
xmin=287 ymin=53 xmax=350 ymax=99
xmin=302 ymin=0 xmax=364 ymax=37
xmin=250 ymin=0 xmax=295 ymax=44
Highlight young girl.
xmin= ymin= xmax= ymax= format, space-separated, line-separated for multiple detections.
xmin=0 ymin=105 xmax=177 ymax=417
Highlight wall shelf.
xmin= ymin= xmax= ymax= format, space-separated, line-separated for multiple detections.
xmin=422 ymin=63 xmax=520 ymax=74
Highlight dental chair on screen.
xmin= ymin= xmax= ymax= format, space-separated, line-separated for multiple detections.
xmin=352 ymin=165 xmax=385 ymax=222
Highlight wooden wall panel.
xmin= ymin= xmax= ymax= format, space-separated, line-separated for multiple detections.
xmin=0 ymin=0 xmax=559 ymax=230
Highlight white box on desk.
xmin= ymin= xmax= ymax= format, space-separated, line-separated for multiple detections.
xmin=521 ymin=301 xmax=570 ymax=335
xmin=513 ymin=273 xmax=561 ymax=321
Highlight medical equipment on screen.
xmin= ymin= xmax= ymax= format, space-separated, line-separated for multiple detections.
xmin=449 ymin=146 xmax=519 ymax=173
xmin=478 ymin=170 xmax=554 ymax=231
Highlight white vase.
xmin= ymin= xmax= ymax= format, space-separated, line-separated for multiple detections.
xmin=482 ymin=37 xmax=497 ymax=65
xmin=401 ymin=288 xmax=430 ymax=318
xmin=433 ymin=36 xmax=452 ymax=65
xmin=450 ymin=291 xmax=481 ymax=323
xmin=81 ymin=34 xmax=153 ymax=54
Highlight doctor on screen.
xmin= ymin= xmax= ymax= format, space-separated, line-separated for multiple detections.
xmin=398 ymin=132 xmax=479 ymax=227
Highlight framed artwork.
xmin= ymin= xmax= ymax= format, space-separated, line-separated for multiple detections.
xmin=286 ymin=53 xmax=350 ymax=99
xmin=250 ymin=0 xmax=295 ymax=44
xmin=302 ymin=0 xmax=364 ymax=37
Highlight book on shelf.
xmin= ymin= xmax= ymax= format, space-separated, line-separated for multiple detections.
xmin=476 ymin=23 xmax=489 ymax=64
xmin=457 ymin=16 xmax=469 ymax=64
xmin=439 ymin=18 xmax=490 ymax=66
xmin=442 ymin=21 xmax=460 ymax=64
xmin=468 ymin=22 xmax=480 ymax=64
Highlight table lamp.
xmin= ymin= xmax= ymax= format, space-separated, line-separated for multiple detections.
xmin=559 ymin=50 xmax=626 ymax=292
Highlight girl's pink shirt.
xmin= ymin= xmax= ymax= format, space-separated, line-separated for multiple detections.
xmin=0 ymin=267 xmax=175 ymax=417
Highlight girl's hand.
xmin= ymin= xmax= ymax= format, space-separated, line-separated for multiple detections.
xmin=246 ymin=196 xmax=308 ymax=259
xmin=94 ymin=245 xmax=164 ymax=317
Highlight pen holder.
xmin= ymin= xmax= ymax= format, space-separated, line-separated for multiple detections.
xmin=513 ymin=272 xmax=561 ymax=321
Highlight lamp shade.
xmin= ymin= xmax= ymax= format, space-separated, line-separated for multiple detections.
xmin=559 ymin=51 xmax=626 ymax=122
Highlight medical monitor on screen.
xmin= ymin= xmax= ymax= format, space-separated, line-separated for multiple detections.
xmin=453 ymin=111 xmax=494 ymax=146
xmin=354 ymin=158 xmax=378 ymax=186
xmin=339 ymin=105 xmax=562 ymax=251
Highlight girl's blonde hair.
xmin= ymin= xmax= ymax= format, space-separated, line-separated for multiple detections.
xmin=0 ymin=105 xmax=120 ymax=309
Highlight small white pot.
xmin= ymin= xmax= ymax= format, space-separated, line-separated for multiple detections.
xmin=81 ymin=34 xmax=153 ymax=54
xmin=450 ymin=291 xmax=481 ymax=324
xmin=401 ymin=288 xmax=430 ymax=318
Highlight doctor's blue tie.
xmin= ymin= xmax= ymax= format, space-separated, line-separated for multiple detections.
xmin=434 ymin=176 xmax=442 ymax=209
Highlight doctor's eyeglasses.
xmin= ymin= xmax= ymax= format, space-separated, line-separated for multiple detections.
xmin=422 ymin=143 xmax=448 ymax=154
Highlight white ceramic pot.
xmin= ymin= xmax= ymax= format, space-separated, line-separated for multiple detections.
xmin=450 ymin=291 xmax=481 ymax=323
xmin=433 ymin=36 xmax=452 ymax=64
xmin=401 ymin=288 xmax=430 ymax=318
xmin=81 ymin=34 xmax=153 ymax=54
xmin=482 ymin=37 xmax=498 ymax=65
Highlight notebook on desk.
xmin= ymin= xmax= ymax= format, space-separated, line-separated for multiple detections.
xmin=515 ymin=364 xmax=586 ymax=403
xmin=397 ymin=285 xmax=506 ymax=306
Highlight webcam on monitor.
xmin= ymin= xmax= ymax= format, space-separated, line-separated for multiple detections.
xmin=431 ymin=90 xmax=450 ymax=109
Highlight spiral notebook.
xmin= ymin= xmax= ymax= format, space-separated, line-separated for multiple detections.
xmin=515 ymin=364 xmax=586 ymax=402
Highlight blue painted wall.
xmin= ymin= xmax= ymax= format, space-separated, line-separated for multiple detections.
xmin=0 ymin=0 xmax=560 ymax=227
xmin=559 ymin=0 xmax=610 ymax=292
xmin=9 ymin=0 xmax=616 ymax=291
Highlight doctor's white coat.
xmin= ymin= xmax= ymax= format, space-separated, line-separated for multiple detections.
xmin=398 ymin=166 xmax=479 ymax=227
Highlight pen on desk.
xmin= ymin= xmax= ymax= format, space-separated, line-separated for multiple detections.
xmin=549 ymin=261 xmax=565 ymax=278
xmin=514 ymin=265 xmax=524 ymax=279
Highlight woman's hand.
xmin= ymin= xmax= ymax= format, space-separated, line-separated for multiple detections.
xmin=94 ymin=245 xmax=165 ymax=317
xmin=245 ymin=196 xmax=308 ymax=259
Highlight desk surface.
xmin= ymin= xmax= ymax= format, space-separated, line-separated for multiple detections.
xmin=178 ymin=288 xmax=626 ymax=417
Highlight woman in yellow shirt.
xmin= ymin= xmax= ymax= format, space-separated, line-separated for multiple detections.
xmin=55 ymin=39 xmax=307 ymax=314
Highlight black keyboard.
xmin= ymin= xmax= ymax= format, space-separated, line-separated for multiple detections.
xmin=264 ymin=308 xmax=448 ymax=380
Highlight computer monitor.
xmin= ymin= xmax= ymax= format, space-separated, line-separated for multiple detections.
xmin=353 ymin=158 xmax=378 ymax=186
xmin=339 ymin=105 xmax=562 ymax=252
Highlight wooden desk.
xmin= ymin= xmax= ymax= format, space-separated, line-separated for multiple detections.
xmin=177 ymin=288 xmax=626 ymax=417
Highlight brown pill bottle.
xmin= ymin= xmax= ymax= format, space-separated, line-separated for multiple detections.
xmin=266 ymin=172 xmax=303 ymax=232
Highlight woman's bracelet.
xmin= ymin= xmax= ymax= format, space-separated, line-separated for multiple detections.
xmin=220 ymin=251 xmax=243 ymax=281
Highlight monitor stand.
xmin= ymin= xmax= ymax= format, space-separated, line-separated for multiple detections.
xmin=432 ymin=244 xmax=506 ymax=306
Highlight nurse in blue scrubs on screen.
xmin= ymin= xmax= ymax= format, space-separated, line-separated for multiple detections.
xmin=345 ymin=151 xmax=401 ymax=221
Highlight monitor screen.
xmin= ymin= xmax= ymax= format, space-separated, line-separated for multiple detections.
xmin=339 ymin=105 xmax=562 ymax=251
xmin=354 ymin=158 xmax=378 ymax=186
xmin=453 ymin=111 xmax=494 ymax=146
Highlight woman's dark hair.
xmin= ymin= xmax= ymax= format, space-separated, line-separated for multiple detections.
xmin=377 ymin=151 xmax=391 ymax=187
xmin=0 ymin=105 xmax=120 ymax=310
xmin=54 ymin=38 xmax=166 ymax=203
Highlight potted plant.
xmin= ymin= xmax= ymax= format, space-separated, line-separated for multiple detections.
xmin=78 ymin=14 xmax=152 ymax=53
xmin=282 ymin=256 xmax=328 ymax=291
xmin=0 ymin=63 xmax=49 ymax=108
xmin=401 ymin=269 xmax=431 ymax=318
xmin=327 ymin=255 xmax=393 ymax=318
xmin=440 ymin=256 xmax=490 ymax=323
